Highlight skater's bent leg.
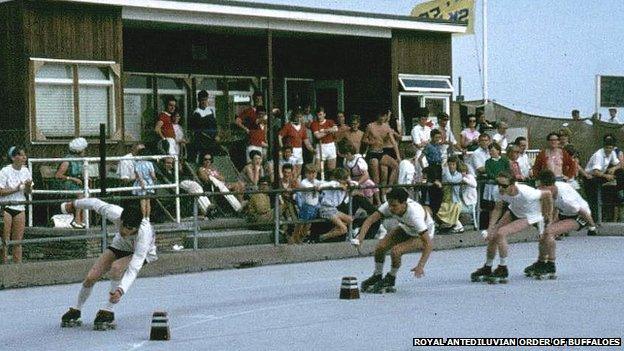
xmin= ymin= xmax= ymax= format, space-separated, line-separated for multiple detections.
xmin=389 ymin=234 xmax=421 ymax=275
xmin=105 ymin=256 xmax=132 ymax=310
xmin=76 ymin=250 xmax=116 ymax=310
xmin=496 ymin=219 xmax=530 ymax=260
xmin=374 ymin=228 xmax=403 ymax=271
xmin=545 ymin=220 xmax=580 ymax=261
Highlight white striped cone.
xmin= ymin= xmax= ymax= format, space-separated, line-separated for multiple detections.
xmin=150 ymin=311 xmax=170 ymax=341
xmin=339 ymin=276 xmax=360 ymax=300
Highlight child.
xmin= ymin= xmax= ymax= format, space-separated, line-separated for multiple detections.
xmin=293 ymin=164 xmax=322 ymax=243
xmin=418 ymin=129 xmax=444 ymax=215
xmin=398 ymin=145 xmax=426 ymax=201
xmin=132 ymin=148 xmax=156 ymax=219
xmin=439 ymin=156 xmax=465 ymax=233
xmin=318 ymin=168 xmax=353 ymax=242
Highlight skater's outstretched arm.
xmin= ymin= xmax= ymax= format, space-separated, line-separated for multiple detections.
xmin=116 ymin=220 xmax=153 ymax=298
xmin=411 ymin=231 xmax=433 ymax=278
xmin=353 ymin=211 xmax=382 ymax=245
xmin=72 ymin=198 xmax=123 ymax=223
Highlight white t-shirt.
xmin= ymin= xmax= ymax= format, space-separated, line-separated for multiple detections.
xmin=74 ymin=198 xmax=157 ymax=294
xmin=492 ymin=132 xmax=508 ymax=150
xmin=410 ymin=124 xmax=431 ymax=146
xmin=344 ymin=154 xmax=368 ymax=172
xmin=0 ymin=165 xmax=33 ymax=211
xmin=117 ymin=153 xmax=135 ymax=181
xmin=300 ymin=178 xmax=322 ymax=206
xmin=517 ymin=153 xmax=531 ymax=178
xmin=585 ymin=148 xmax=620 ymax=173
xmin=499 ymin=184 xmax=544 ymax=224
xmin=468 ymin=147 xmax=490 ymax=175
xmin=554 ymin=181 xmax=590 ymax=216
xmin=320 ymin=180 xmax=346 ymax=207
xmin=378 ymin=199 xmax=435 ymax=238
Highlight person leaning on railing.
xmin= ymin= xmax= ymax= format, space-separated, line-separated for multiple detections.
xmin=0 ymin=146 xmax=33 ymax=263
xmin=53 ymin=137 xmax=88 ymax=229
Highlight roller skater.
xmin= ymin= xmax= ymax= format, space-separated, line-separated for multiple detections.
xmin=530 ymin=170 xmax=597 ymax=280
xmin=471 ymin=171 xmax=553 ymax=284
xmin=59 ymin=198 xmax=157 ymax=330
xmin=353 ymin=188 xmax=434 ymax=294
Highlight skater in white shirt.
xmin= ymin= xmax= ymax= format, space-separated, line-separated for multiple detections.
xmin=60 ymin=198 xmax=157 ymax=330
xmin=470 ymin=171 xmax=553 ymax=283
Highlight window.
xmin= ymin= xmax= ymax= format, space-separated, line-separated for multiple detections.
xmin=31 ymin=59 xmax=118 ymax=140
xmin=398 ymin=74 xmax=453 ymax=93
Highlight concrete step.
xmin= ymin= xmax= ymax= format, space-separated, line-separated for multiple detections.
xmin=183 ymin=229 xmax=273 ymax=250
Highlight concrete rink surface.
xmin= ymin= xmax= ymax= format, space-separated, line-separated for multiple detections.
xmin=1 ymin=237 xmax=623 ymax=351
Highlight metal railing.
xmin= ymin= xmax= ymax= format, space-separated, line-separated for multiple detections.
xmin=27 ymin=154 xmax=180 ymax=227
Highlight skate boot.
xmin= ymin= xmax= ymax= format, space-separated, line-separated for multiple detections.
xmin=93 ymin=310 xmax=116 ymax=331
xmin=470 ymin=265 xmax=492 ymax=282
xmin=487 ymin=265 xmax=509 ymax=284
xmin=61 ymin=307 xmax=82 ymax=327
xmin=370 ymin=274 xmax=396 ymax=294
xmin=534 ymin=261 xmax=557 ymax=280
xmin=360 ymin=273 xmax=382 ymax=293
xmin=524 ymin=261 xmax=541 ymax=277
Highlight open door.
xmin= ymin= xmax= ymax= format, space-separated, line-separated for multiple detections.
xmin=314 ymin=80 xmax=344 ymax=119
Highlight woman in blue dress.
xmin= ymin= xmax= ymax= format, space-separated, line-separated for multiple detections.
xmin=132 ymin=147 xmax=156 ymax=219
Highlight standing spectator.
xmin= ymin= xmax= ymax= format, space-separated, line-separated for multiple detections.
xmin=484 ymin=142 xmax=510 ymax=205
xmin=419 ymin=129 xmax=444 ymax=215
xmin=410 ymin=112 xmax=431 ymax=159
xmin=235 ymin=92 xmax=263 ymax=135
xmin=0 ymin=146 xmax=33 ymax=263
xmin=278 ymin=111 xmax=314 ymax=179
xmin=460 ymin=115 xmax=480 ymax=151
xmin=382 ymin=109 xmax=402 ymax=162
xmin=439 ymin=156 xmax=465 ymax=233
xmin=335 ymin=111 xmax=349 ymax=142
xmin=132 ymin=148 xmax=156 ymax=219
xmin=171 ymin=110 xmax=187 ymax=157
xmin=301 ymin=104 xmax=316 ymax=165
xmin=584 ymin=134 xmax=620 ymax=218
xmin=435 ymin=112 xmax=459 ymax=165
xmin=507 ymin=144 xmax=527 ymax=182
xmin=467 ymin=134 xmax=491 ymax=177
xmin=476 ymin=110 xmax=495 ymax=133
xmin=608 ymin=108 xmax=619 ymax=123
xmin=54 ymin=137 xmax=88 ymax=229
xmin=458 ymin=163 xmax=478 ymax=223
xmin=343 ymin=115 xmax=364 ymax=154
xmin=117 ymin=143 xmax=144 ymax=196
xmin=190 ymin=90 xmax=218 ymax=162
xmin=398 ymin=146 xmax=425 ymax=201
xmin=492 ymin=122 xmax=509 ymax=150
xmin=514 ymin=136 xmax=532 ymax=179
xmin=246 ymin=108 xmax=268 ymax=162
xmin=362 ymin=111 xmax=399 ymax=199
xmin=571 ymin=109 xmax=581 ymax=121
xmin=311 ymin=106 xmax=339 ymax=172
xmin=532 ymin=132 xmax=576 ymax=181
xmin=154 ymin=96 xmax=178 ymax=155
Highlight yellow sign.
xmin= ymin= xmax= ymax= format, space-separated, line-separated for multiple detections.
xmin=411 ymin=0 xmax=475 ymax=35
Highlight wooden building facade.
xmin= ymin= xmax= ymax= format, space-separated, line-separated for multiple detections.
xmin=0 ymin=0 xmax=465 ymax=156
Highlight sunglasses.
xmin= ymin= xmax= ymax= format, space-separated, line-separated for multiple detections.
xmin=468 ymin=119 xmax=477 ymax=122
xmin=204 ymin=158 xmax=212 ymax=161
xmin=497 ymin=183 xmax=510 ymax=189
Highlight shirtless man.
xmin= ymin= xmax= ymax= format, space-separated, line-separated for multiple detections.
xmin=363 ymin=111 xmax=400 ymax=199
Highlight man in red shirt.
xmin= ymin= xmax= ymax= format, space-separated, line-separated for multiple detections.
xmin=279 ymin=110 xmax=314 ymax=179
xmin=311 ymin=107 xmax=338 ymax=171
xmin=247 ymin=108 xmax=268 ymax=161
xmin=235 ymin=92 xmax=264 ymax=135
xmin=154 ymin=96 xmax=178 ymax=155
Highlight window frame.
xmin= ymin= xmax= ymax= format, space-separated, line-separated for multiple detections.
xmin=398 ymin=74 xmax=454 ymax=93
xmin=29 ymin=58 xmax=120 ymax=143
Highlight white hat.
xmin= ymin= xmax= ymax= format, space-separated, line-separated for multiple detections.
xmin=69 ymin=137 xmax=88 ymax=153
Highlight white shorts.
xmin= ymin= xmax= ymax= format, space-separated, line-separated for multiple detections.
xmin=246 ymin=145 xmax=267 ymax=162
xmin=316 ymin=142 xmax=337 ymax=161
xmin=292 ymin=147 xmax=304 ymax=165
xmin=383 ymin=218 xmax=435 ymax=239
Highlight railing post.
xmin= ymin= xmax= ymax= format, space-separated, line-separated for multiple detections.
xmin=28 ymin=159 xmax=33 ymax=227
xmin=346 ymin=188 xmax=353 ymax=242
xmin=274 ymin=191 xmax=280 ymax=246
xmin=101 ymin=210 xmax=107 ymax=253
xmin=192 ymin=196 xmax=199 ymax=250
xmin=174 ymin=155 xmax=180 ymax=224
xmin=83 ymin=159 xmax=90 ymax=228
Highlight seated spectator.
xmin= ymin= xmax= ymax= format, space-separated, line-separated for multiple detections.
xmin=484 ymin=142 xmax=509 ymax=202
xmin=507 ymin=144 xmax=527 ymax=182
xmin=243 ymin=176 xmax=273 ymax=227
xmin=460 ymin=115 xmax=480 ymax=151
xmin=293 ymin=164 xmax=322 ymax=244
xmin=1 ymin=146 xmax=33 ymax=263
xmin=492 ymin=122 xmax=509 ymax=150
xmin=280 ymin=163 xmax=299 ymax=239
xmin=132 ymin=147 xmax=156 ymax=219
xmin=438 ymin=156 xmax=465 ymax=233
xmin=514 ymin=136 xmax=532 ymax=179
xmin=318 ymin=168 xmax=353 ymax=242
xmin=436 ymin=112 xmax=460 ymax=165
xmin=239 ymin=150 xmax=266 ymax=193
xmin=584 ymin=134 xmax=620 ymax=218
xmin=340 ymin=141 xmax=379 ymax=204
xmin=54 ymin=137 xmax=88 ymax=229
xmin=154 ymin=96 xmax=178 ymax=156
xmin=157 ymin=157 xmax=212 ymax=217
xmin=466 ymin=133 xmax=491 ymax=176
xmin=476 ymin=110 xmax=495 ymax=133
xmin=458 ymin=163 xmax=478 ymax=222
xmin=266 ymin=146 xmax=297 ymax=183
xmin=197 ymin=152 xmax=245 ymax=203
xmin=532 ymin=132 xmax=576 ymax=181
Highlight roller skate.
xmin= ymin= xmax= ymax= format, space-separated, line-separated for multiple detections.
xmin=93 ymin=310 xmax=116 ymax=331
xmin=61 ymin=308 xmax=82 ymax=327
xmin=470 ymin=265 xmax=492 ymax=282
xmin=486 ymin=265 xmax=508 ymax=284
xmin=533 ymin=261 xmax=557 ymax=280
xmin=370 ymin=274 xmax=396 ymax=294
xmin=360 ymin=273 xmax=382 ymax=293
xmin=524 ymin=261 xmax=541 ymax=277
